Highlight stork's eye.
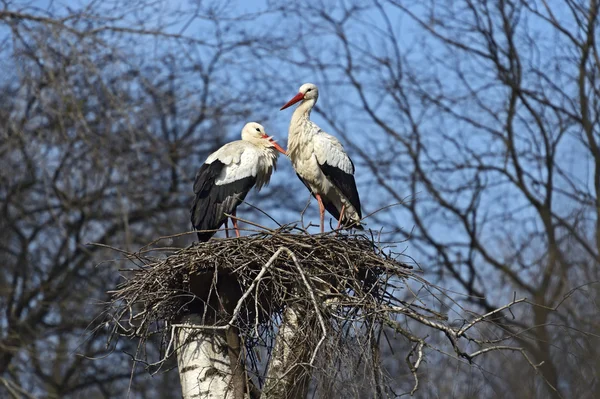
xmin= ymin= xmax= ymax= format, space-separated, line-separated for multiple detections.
xmin=256 ymin=128 xmax=260 ymax=132
xmin=306 ymin=88 xmax=312 ymax=92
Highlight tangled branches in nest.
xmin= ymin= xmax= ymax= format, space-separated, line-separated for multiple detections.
xmin=108 ymin=225 xmax=410 ymax=328
xmin=103 ymin=224 xmax=531 ymax=396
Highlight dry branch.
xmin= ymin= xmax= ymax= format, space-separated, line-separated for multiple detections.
xmin=101 ymin=224 xmax=532 ymax=397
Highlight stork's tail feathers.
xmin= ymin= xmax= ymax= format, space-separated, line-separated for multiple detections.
xmin=195 ymin=231 xmax=215 ymax=242
xmin=339 ymin=218 xmax=364 ymax=231
xmin=352 ymin=222 xmax=365 ymax=231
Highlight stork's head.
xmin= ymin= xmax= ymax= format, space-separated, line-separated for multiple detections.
xmin=241 ymin=122 xmax=286 ymax=155
xmin=280 ymin=83 xmax=319 ymax=110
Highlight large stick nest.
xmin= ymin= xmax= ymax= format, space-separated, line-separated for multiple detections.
xmin=106 ymin=225 xmax=413 ymax=342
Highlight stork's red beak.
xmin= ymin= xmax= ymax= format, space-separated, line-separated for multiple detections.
xmin=262 ymin=134 xmax=287 ymax=155
xmin=280 ymin=92 xmax=304 ymax=110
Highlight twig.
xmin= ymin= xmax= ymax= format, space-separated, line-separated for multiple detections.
xmin=457 ymin=297 xmax=527 ymax=337
xmin=283 ymin=247 xmax=329 ymax=365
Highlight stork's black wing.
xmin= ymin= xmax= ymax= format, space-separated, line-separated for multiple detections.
xmin=319 ymin=160 xmax=362 ymax=220
xmin=191 ymin=161 xmax=256 ymax=241
xmin=312 ymin=132 xmax=362 ymax=225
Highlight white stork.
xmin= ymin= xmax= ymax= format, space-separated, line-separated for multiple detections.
xmin=191 ymin=122 xmax=286 ymax=241
xmin=280 ymin=83 xmax=362 ymax=233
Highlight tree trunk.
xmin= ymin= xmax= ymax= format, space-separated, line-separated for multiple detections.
xmin=177 ymin=270 xmax=256 ymax=399
xmin=177 ymin=314 xmax=246 ymax=399
xmin=262 ymin=305 xmax=313 ymax=399
xmin=176 ymin=314 xmax=229 ymax=398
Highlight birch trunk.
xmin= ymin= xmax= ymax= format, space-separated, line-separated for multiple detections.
xmin=176 ymin=314 xmax=231 ymax=399
xmin=262 ymin=305 xmax=313 ymax=399
xmin=176 ymin=272 xmax=255 ymax=399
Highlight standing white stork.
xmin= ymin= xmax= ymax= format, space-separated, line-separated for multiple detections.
xmin=191 ymin=122 xmax=286 ymax=241
xmin=280 ymin=83 xmax=362 ymax=233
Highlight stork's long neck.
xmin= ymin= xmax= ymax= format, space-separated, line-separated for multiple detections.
xmin=288 ymin=99 xmax=315 ymax=158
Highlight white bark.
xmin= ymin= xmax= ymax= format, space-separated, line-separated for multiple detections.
xmin=263 ymin=305 xmax=312 ymax=399
xmin=176 ymin=314 xmax=232 ymax=399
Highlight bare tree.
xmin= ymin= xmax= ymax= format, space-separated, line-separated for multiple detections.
xmin=268 ymin=0 xmax=600 ymax=397
xmin=0 ymin=1 xmax=292 ymax=397
xmin=3 ymin=0 xmax=598 ymax=397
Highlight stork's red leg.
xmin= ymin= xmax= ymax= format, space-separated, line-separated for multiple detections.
xmin=225 ymin=219 xmax=230 ymax=238
xmin=336 ymin=205 xmax=346 ymax=230
xmin=315 ymin=194 xmax=325 ymax=234
xmin=232 ymin=209 xmax=241 ymax=238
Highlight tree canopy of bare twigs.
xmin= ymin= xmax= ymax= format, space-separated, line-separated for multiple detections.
xmin=0 ymin=1 xmax=291 ymax=397
xmin=267 ymin=0 xmax=600 ymax=397
xmin=1 ymin=0 xmax=599 ymax=398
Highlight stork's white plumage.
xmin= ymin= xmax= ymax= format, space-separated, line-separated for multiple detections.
xmin=191 ymin=122 xmax=286 ymax=241
xmin=280 ymin=83 xmax=362 ymax=233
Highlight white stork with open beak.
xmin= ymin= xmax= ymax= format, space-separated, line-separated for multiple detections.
xmin=280 ymin=83 xmax=362 ymax=233
xmin=191 ymin=122 xmax=286 ymax=241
